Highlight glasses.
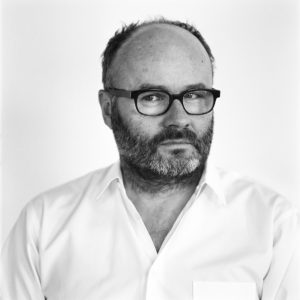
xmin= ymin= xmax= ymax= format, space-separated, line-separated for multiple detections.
xmin=106 ymin=87 xmax=221 ymax=116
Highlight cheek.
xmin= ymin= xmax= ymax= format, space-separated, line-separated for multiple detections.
xmin=192 ymin=113 xmax=213 ymax=136
xmin=117 ymin=100 xmax=161 ymax=137
xmin=129 ymin=119 xmax=158 ymax=137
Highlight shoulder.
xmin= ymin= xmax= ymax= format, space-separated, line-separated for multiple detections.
xmin=214 ymin=166 xmax=299 ymax=224
xmin=11 ymin=163 xmax=121 ymax=246
xmin=27 ymin=162 xmax=119 ymax=218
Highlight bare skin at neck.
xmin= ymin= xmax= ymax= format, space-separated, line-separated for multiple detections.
xmin=121 ymin=159 xmax=203 ymax=252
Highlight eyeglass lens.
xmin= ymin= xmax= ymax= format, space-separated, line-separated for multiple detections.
xmin=136 ymin=90 xmax=214 ymax=115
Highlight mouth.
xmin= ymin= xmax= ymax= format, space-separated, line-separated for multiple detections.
xmin=159 ymin=139 xmax=192 ymax=146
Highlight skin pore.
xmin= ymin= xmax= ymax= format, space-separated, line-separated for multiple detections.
xmin=99 ymin=23 xmax=214 ymax=251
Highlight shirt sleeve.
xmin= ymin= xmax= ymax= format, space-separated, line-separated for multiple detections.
xmin=1 ymin=200 xmax=45 ymax=300
xmin=262 ymin=207 xmax=300 ymax=300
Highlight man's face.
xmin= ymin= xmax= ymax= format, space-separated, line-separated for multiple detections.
xmin=107 ymin=24 xmax=214 ymax=178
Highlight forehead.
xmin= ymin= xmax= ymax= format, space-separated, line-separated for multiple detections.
xmin=109 ymin=24 xmax=213 ymax=91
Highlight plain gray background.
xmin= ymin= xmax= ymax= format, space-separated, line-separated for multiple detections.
xmin=1 ymin=0 xmax=299 ymax=245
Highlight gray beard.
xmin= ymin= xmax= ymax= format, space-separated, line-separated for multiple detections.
xmin=111 ymin=102 xmax=214 ymax=193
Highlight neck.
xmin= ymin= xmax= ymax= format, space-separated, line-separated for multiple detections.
xmin=120 ymin=158 xmax=205 ymax=198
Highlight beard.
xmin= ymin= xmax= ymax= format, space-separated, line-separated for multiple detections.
xmin=111 ymin=102 xmax=214 ymax=182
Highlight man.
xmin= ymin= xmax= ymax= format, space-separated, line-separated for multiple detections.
xmin=1 ymin=18 xmax=299 ymax=300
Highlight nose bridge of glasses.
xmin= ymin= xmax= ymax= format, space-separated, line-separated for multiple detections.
xmin=167 ymin=93 xmax=187 ymax=114
xmin=169 ymin=92 xmax=184 ymax=105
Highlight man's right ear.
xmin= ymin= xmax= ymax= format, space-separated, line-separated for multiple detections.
xmin=98 ymin=90 xmax=113 ymax=129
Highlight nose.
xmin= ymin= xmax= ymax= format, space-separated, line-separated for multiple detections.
xmin=162 ymin=98 xmax=191 ymax=129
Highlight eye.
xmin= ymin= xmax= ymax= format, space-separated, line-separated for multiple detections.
xmin=183 ymin=90 xmax=213 ymax=101
xmin=139 ymin=92 xmax=168 ymax=102
xmin=184 ymin=91 xmax=207 ymax=99
xmin=185 ymin=93 xmax=198 ymax=99
xmin=142 ymin=94 xmax=161 ymax=101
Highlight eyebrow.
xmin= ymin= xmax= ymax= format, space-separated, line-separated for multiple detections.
xmin=137 ymin=82 xmax=208 ymax=91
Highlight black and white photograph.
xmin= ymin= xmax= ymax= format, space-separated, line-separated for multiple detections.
xmin=1 ymin=0 xmax=299 ymax=299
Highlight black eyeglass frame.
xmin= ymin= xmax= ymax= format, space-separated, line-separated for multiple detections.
xmin=104 ymin=87 xmax=221 ymax=116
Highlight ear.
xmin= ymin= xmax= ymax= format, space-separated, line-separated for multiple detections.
xmin=98 ymin=90 xmax=113 ymax=129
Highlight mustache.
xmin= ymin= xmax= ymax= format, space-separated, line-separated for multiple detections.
xmin=150 ymin=127 xmax=199 ymax=147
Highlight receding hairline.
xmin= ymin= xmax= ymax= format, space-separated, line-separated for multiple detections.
xmin=117 ymin=22 xmax=202 ymax=48
xmin=102 ymin=18 xmax=215 ymax=88
xmin=109 ymin=22 xmax=210 ymax=74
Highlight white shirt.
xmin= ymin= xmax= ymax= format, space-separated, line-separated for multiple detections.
xmin=1 ymin=161 xmax=300 ymax=300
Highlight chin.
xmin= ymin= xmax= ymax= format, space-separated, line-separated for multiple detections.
xmin=149 ymin=156 xmax=202 ymax=177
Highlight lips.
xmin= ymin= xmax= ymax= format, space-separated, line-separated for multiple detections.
xmin=160 ymin=139 xmax=192 ymax=145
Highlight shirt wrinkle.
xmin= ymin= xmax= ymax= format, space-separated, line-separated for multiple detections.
xmin=1 ymin=160 xmax=299 ymax=300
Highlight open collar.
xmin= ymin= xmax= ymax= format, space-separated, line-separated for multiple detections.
xmin=96 ymin=160 xmax=226 ymax=205
xmin=95 ymin=161 xmax=123 ymax=200
xmin=200 ymin=159 xmax=227 ymax=205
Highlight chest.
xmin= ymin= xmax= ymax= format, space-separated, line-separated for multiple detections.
xmin=143 ymin=209 xmax=181 ymax=252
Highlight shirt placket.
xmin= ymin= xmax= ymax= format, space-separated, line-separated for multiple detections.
xmin=144 ymin=183 xmax=206 ymax=300
xmin=117 ymin=180 xmax=206 ymax=300
xmin=117 ymin=181 xmax=158 ymax=262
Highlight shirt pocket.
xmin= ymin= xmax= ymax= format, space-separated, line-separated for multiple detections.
xmin=193 ymin=281 xmax=257 ymax=300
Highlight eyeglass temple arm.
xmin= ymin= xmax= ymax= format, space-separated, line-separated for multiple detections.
xmin=212 ymin=89 xmax=221 ymax=98
xmin=106 ymin=88 xmax=132 ymax=98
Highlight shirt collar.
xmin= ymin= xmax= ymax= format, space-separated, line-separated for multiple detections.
xmin=96 ymin=159 xmax=226 ymax=206
xmin=95 ymin=161 xmax=123 ymax=200
xmin=200 ymin=159 xmax=227 ymax=206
